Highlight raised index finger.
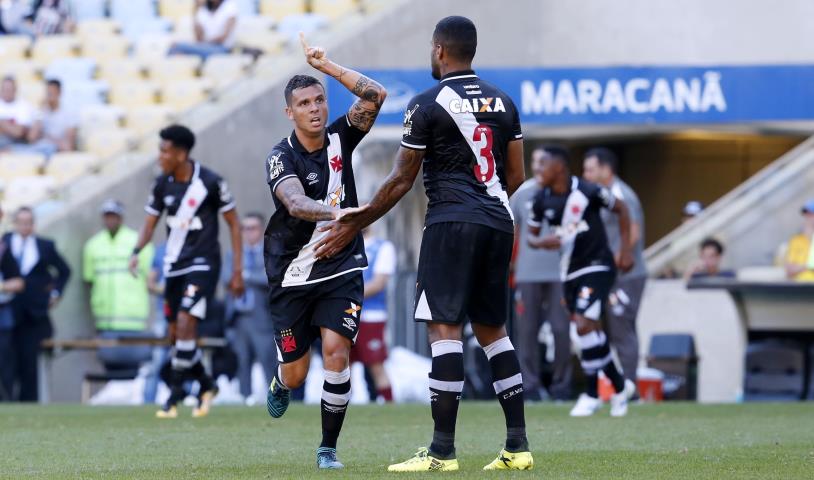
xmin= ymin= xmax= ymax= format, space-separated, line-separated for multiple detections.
xmin=299 ymin=31 xmax=309 ymax=52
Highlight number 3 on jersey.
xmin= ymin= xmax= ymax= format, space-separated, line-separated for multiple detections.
xmin=472 ymin=124 xmax=495 ymax=183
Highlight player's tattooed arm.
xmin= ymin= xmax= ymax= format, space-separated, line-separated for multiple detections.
xmin=299 ymin=33 xmax=387 ymax=132
xmin=275 ymin=177 xmax=337 ymax=222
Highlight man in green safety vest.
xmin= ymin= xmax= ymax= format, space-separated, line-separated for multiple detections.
xmin=83 ymin=200 xmax=154 ymax=332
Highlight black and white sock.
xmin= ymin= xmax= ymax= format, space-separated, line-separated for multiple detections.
xmin=172 ymin=339 xmax=212 ymax=391
xmin=578 ymin=330 xmax=625 ymax=396
xmin=320 ymin=368 xmax=351 ymax=449
xmin=483 ymin=337 xmax=528 ymax=453
xmin=428 ymin=340 xmax=464 ymax=459
xmin=274 ymin=365 xmax=290 ymax=391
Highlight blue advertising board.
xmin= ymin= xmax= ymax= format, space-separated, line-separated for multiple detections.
xmin=326 ymin=65 xmax=814 ymax=126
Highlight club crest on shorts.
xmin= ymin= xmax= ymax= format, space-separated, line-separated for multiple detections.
xmin=344 ymin=302 xmax=361 ymax=318
xmin=280 ymin=329 xmax=297 ymax=353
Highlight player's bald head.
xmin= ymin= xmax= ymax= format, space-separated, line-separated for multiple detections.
xmin=433 ymin=16 xmax=477 ymax=63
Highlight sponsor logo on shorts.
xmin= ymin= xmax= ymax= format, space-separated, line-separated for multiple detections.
xmin=184 ymin=284 xmax=200 ymax=298
xmin=344 ymin=302 xmax=361 ymax=318
xmin=280 ymin=329 xmax=297 ymax=353
xmin=578 ymin=286 xmax=593 ymax=300
xmin=342 ymin=317 xmax=357 ymax=331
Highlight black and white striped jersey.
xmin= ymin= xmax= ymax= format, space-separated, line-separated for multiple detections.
xmin=400 ymin=69 xmax=523 ymax=234
xmin=145 ymin=161 xmax=235 ymax=277
xmin=529 ymin=177 xmax=616 ymax=281
xmin=264 ymin=115 xmax=368 ymax=288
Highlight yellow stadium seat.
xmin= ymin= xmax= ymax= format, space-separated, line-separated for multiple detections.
xmin=82 ymin=128 xmax=136 ymax=158
xmin=0 ymin=35 xmax=32 ymax=62
xmin=145 ymin=56 xmax=200 ymax=83
xmin=171 ymin=16 xmax=195 ymax=42
xmin=159 ymin=0 xmax=196 ymax=21
xmin=1 ymin=176 xmax=56 ymax=210
xmin=81 ymin=36 xmax=130 ymax=62
xmin=0 ymin=153 xmax=46 ymax=180
xmin=202 ymin=54 xmax=253 ymax=88
xmin=2 ymin=61 xmax=42 ymax=84
xmin=160 ymin=79 xmax=211 ymax=111
xmin=238 ymin=15 xmax=275 ymax=33
xmin=76 ymin=19 xmax=121 ymax=40
xmin=97 ymin=58 xmax=144 ymax=82
xmin=125 ymin=105 xmax=175 ymax=135
xmin=46 ymin=152 xmax=100 ymax=183
xmin=18 ymin=82 xmax=46 ymax=108
xmin=31 ymin=35 xmax=80 ymax=64
xmin=79 ymin=105 xmax=125 ymax=131
xmin=259 ymin=0 xmax=306 ymax=19
xmin=134 ymin=34 xmax=174 ymax=61
xmin=109 ymin=81 xmax=160 ymax=108
xmin=234 ymin=30 xmax=284 ymax=54
xmin=312 ymin=0 xmax=357 ymax=20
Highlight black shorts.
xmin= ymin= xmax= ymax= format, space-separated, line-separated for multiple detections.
xmin=269 ymin=272 xmax=363 ymax=364
xmin=164 ymin=267 xmax=220 ymax=323
xmin=563 ymin=270 xmax=616 ymax=321
xmin=414 ymin=222 xmax=513 ymax=327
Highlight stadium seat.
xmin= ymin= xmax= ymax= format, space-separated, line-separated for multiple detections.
xmin=160 ymin=79 xmax=212 ymax=111
xmin=0 ymin=153 xmax=46 ymax=180
xmin=81 ymin=36 xmax=131 ymax=63
xmin=259 ymin=0 xmax=306 ymax=19
xmin=46 ymin=152 xmax=100 ymax=184
xmin=18 ymin=82 xmax=46 ymax=107
xmin=171 ymin=16 xmax=196 ymax=42
xmin=2 ymin=61 xmax=42 ymax=85
xmin=159 ymin=0 xmax=196 ymax=21
xmin=0 ymin=35 xmax=32 ymax=62
xmin=311 ymin=0 xmax=357 ymax=20
xmin=1 ymin=176 xmax=57 ymax=211
xmin=79 ymin=105 xmax=125 ymax=132
xmin=76 ymin=19 xmax=121 ymax=40
xmin=31 ymin=36 xmax=80 ymax=64
xmin=109 ymin=81 xmax=160 ymax=108
xmin=82 ymin=128 xmax=136 ymax=158
xmin=120 ymin=18 xmax=173 ymax=42
xmin=276 ymin=14 xmax=328 ymax=42
xmin=44 ymin=57 xmax=97 ymax=83
xmin=134 ymin=34 xmax=174 ymax=61
xmin=97 ymin=59 xmax=145 ymax=82
xmin=72 ymin=0 xmax=107 ymax=21
xmin=235 ymin=0 xmax=259 ymax=16
xmin=61 ymin=80 xmax=109 ymax=112
xmin=144 ymin=56 xmax=201 ymax=83
xmin=110 ymin=0 xmax=157 ymax=24
xmin=744 ymin=340 xmax=806 ymax=401
xmin=202 ymin=54 xmax=253 ymax=88
xmin=234 ymin=30 xmax=285 ymax=54
xmin=125 ymin=105 xmax=175 ymax=135
xmin=237 ymin=15 xmax=276 ymax=33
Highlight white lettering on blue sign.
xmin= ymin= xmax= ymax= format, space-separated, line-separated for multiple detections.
xmin=521 ymin=71 xmax=727 ymax=116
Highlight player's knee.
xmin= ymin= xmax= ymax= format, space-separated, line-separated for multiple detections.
xmin=575 ymin=317 xmax=599 ymax=336
xmin=322 ymin=347 xmax=350 ymax=372
xmin=427 ymin=324 xmax=462 ymax=344
xmin=176 ymin=313 xmax=197 ymax=339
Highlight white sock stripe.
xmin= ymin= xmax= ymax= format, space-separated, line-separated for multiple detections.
xmin=428 ymin=378 xmax=464 ymax=392
xmin=322 ymin=390 xmax=351 ymax=405
xmin=581 ymin=353 xmax=613 ymax=371
xmin=431 ymin=340 xmax=463 ymax=357
xmin=577 ymin=331 xmax=606 ymax=350
xmin=483 ymin=337 xmax=514 ymax=360
xmin=323 ymin=368 xmax=351 ymax=384
xmin=493 ymin=372 xmax=523 ymax=393
xmin=175 ymin=339 xmax=196 ymax=351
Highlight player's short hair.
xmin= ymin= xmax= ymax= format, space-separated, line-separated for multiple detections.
xmin=244 ymin=211 xmax=266 ymax=225
xmin=159 ymin=124 xmax=196 ymax=152
xmin=585 ymin=147 xmax=618 ymax=173
xmin=433 ymin=16 xmax=477 ymax=63
xmin=700 ymin=237 xmax=724 ymax=255
xmin=46 ymin=78 xmax=61 ymax=90
xmin=284 ymin=75 xmax=324 ymax=106
xmin=540 ymin=145 xmax=571 ymax=167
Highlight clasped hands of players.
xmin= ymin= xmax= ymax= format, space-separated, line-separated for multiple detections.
xmin=529 ymin=234 xmax=635 ymax=273
xmin=127 ymin=254 xmax=246 ymax=297
xmin=315 ymin=205 xmax=369 ymax=259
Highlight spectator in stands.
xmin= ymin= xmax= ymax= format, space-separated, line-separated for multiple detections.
xmin=583 ymin=147 xmax=646 ymax=386
xmin=83 ymin=200 xmax=153 ymax=333
xmin=4 ymin=206 xmax=70 ymax=402
xmin=0 ymin=0 xmax=34 ymax=36
xmin=682 ymin=200 xmax=704 ymax=224
xmin=223 ymin=212 xmax=276 ymax=404
xmin=783 ymin=199 xmax=814 ymax=282
xmin=510 ymin=147 xmax=572 ymax=401
xmin=0 ymin=0 xmax=73 ymax=37
xmin=352 ymin=226 xmax=396 ymax=403
xmin=24 ymin=79 xmax=77 ymax=158
xmin=0 ymin=203 xmax=25 ymax=402
xmin=0 ymin=76 xmax=33 ymax=151
xmin=168 ymin=0 xmax=238 ymax=60
xmin=683 ymin=237 xmax=735 ymax=281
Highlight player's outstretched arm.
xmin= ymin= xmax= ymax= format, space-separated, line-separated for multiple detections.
xmin=299 ymin=32 xmax=387 ymax=132
xmin=314 ymin=146 xmax=424 ymax=259
xmin=276 ymin=176 xmax=337 ymax=223
xmin=129 ymin=214 xmax=159 ymax=277
xmin=222 ymin=208 xmax=245 ymax=297
xmin=611 ymin=198 xmax=634 ymax=272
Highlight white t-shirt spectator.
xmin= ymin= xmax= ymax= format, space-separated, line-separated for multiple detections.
xmin=0 ymin=98 xmax=34 ymax=128
xmin=38 ymin=106 xmax=77 ymax=141
xmin=196 ymin=0 xmax=238 ymax=48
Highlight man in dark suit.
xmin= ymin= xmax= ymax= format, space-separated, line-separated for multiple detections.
xmin=4 ymin=206 xmax=71 ymax=402
xmin=0 ymin=203 xmax=25 ymax=401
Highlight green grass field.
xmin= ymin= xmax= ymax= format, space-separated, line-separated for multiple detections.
xmin=1 ymin=402 xmax=812 ymax=479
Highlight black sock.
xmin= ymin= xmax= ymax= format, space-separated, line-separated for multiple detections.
xmin=159 ymin=359 xmax=185 ymax=407
xmin=428 ymin=340 xmax=464 ymax=459
xmin=483 ymin=337 xmax=528 ymax=453
xmin=578 ymin=330 xmax=617 ymax=397
xmin=320 ymin=368 xmax=350 ymax=449
xmin=603 ymin=361 xmax=626 ymax=393
xmin=189 ymin=360 xmax=214 ymax=393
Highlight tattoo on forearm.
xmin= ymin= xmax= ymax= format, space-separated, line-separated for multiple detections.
xmin=277 ymin=178 xmax=335 ymax=222
xmin=352 ymin=76 xmax=370 ymax=96
xmin=349 ymin=102 xmax=379 ymax=131
xmin=348 ymin=76 xmax=386 ymax=131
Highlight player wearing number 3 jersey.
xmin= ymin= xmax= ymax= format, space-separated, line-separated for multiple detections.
xmin=315 ymin=16 xmax=532 ymax=472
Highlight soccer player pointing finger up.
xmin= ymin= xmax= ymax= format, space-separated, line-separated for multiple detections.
xmin=263 ymin=33 xmax=387 ymax=470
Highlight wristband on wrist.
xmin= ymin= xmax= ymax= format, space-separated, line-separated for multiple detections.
xmin=132 ymin=247 xmax=141 ymax=256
